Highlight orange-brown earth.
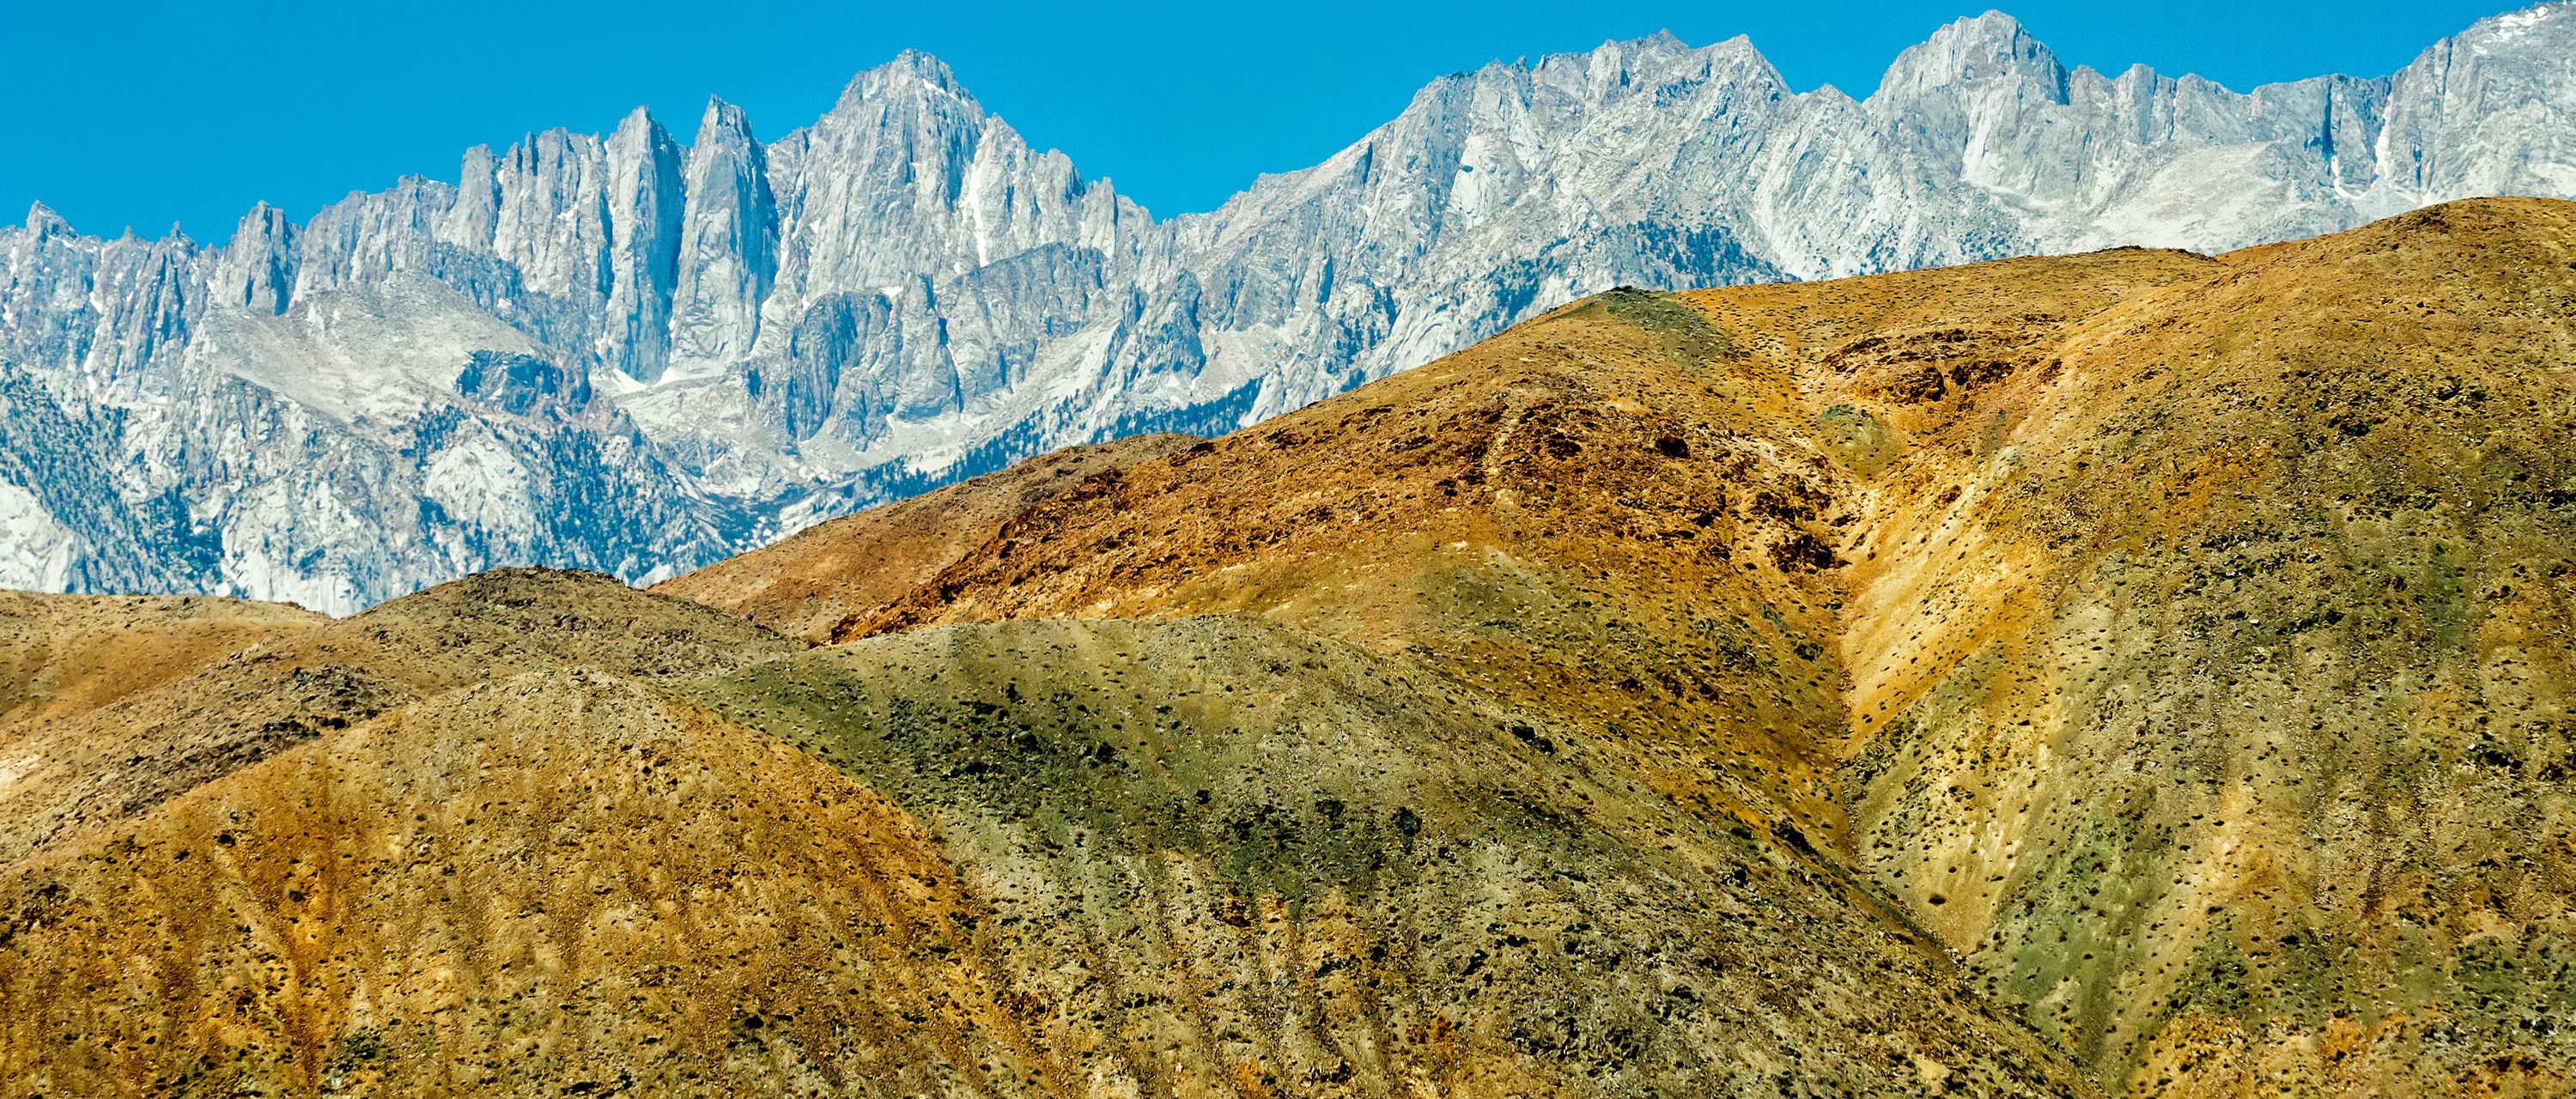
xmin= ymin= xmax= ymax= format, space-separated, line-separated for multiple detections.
xmin=671 ymin=197 xmax=2576 ymax=1096
xmin=657 ymin=434 xmax=1202 ymax=643
xmin=1795 ymin=198 xmax=2576 ymax=1097
xmin=0 ymin=569 xmax=801 ymax=871
xmin=3 ymin=197 xmax=2572 ymax=1098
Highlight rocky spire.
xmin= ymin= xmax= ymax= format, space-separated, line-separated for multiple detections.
xmin=210 ymin=202 xmax=299 ymax=314
xmin=667 ymin=97 xmax=775 ymax=375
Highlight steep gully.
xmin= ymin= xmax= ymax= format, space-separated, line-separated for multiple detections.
xmin=1682 ymin=199 xmax=2576 ymax=1095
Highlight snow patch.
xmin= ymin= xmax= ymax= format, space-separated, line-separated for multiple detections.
xmin=0 ymin=481 xmax=76 ymax=591
xmin=2490 ymin=4 xmax=2558 ymax=39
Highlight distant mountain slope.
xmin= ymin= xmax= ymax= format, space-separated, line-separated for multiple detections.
xmin=5 ymin=5 xmax=2575 ymax=610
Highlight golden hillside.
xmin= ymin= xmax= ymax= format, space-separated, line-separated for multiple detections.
xmin=3 ymin=197 xmax=2571 ymax=1097
xmin=672 ymin=196 xmax=2576 ymax=1096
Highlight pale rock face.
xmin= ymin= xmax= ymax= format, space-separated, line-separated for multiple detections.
xmin=0 ymin=480 xmax=76 ymax=592
xmin=2 ymin=4 xmax=2573 ymax=613
xmin=2364 ymin=3 xmax=2576 ymax=212
xmin=206 ymin=203 xmax=297 ymax=316
xmin=669 ymin=100 xmax=775 ymax=379
xmin=598 ymin=109 xmax=686 ymax=384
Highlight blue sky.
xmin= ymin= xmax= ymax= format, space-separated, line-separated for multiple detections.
xmin=0 ymin=0 xmax=2518 ymax=242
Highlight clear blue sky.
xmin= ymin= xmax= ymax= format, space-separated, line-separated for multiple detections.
xmin=1 ymin=0 xmax=2518 ymax=243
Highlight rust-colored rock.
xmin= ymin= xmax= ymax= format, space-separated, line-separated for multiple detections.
xmin=654 ymin=434 xmax=1205 ymax=643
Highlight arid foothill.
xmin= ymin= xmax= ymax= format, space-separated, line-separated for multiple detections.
xmin=0 ymin=197 xmax=2567 ymax=1096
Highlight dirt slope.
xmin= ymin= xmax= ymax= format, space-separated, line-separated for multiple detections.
xmin=653 ymin=299 xmax=2152 ymax=1091
xmin=677 ymin=244 xmax=2219 ymax=865
xmin=0 ymin=568 xmax=802 ymax=868
xmin=0 ymin=610 xmax=2091 ymax=1098
xmin=0 ymin=671 xmax=1020 ymax=1098
xmin=1768 ymin=198 xmax=2576 ymax=1096
xmin=679 ymin=615 xmax=2088 ymax=1097
xmin=0 ymin=591 xmax=323 ymax=729
xmin=654 ymin=434 xmax=1204 ymax=642
xmin=7 ymin=197 xmax=2572 ymax=1098
xmin=671 ymin=197 xmax=2576 ymax=1096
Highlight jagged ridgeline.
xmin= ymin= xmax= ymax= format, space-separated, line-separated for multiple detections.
xmin=5 ymin=7 xmax=2576 ymax=611
xmin=2 ymin=197 xmax=2572 ymax=1096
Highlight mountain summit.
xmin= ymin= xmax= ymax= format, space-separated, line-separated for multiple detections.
xmin=3 ymin=5 xmax=2573 ymax=611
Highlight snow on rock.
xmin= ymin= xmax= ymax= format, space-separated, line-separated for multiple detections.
xmin=1 ymin=3 xmax=2572 ymax=610
xmin=0 ymin=482 xmax=75 ymax=592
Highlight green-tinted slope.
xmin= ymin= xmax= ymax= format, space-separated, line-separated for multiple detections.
xmin=683 ymin=615 xmax=2093 ymax=1097
xmin=1735 ymin=197 xmax=2576 ymax=1096
xmin=0 ymin=671 xmax=1024 ymax=1097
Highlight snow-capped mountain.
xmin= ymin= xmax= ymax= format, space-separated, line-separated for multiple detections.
xmin=5 ymin=5 xmax=2573 ymax=612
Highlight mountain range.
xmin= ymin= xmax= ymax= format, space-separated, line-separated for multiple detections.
xmin=4 ymin=4 xmax=2574 ymax=611
xmin=6 ymin=195 xmax=2573 ymax=1096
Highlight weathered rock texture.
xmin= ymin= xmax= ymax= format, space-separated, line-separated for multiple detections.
xmin=5 ymin=6 xmax=2576 ymax=610
xmin=0 ymin=197 xmax=2572 ymax=1097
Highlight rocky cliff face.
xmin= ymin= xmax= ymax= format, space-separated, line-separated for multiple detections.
xmin=4 ymin=5 xmax=2574 ymax=611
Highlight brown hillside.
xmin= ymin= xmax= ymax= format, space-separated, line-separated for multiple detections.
xmin=668 ymin=197 xmax=2576 ymax=1096
xmin=674 ymin=241 xmax=2221 ymax=857
xmin=681 ymin=616 xmax=2089 ymax=1096
xmin=7 ymin=197 xmax=2572 ymax=1099
xmin=0 ymin=568 xmax=802 ymax=868
xmin=655 ymin=433 xmax=1203 ymax=642
xmin=0 ymin=671 xmax=1018 ymax=1097
xmin=0 ymin=591 xmax=322 ymax=729
xmin=1789 ymin=197 xmax=2576 ymax=1096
